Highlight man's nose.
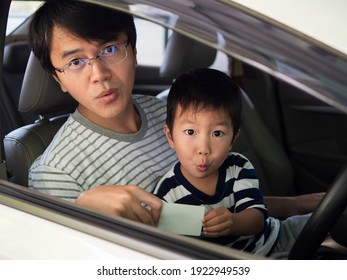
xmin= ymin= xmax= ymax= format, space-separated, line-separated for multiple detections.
xmin=89 ymin=57 xmax=111 ymax=82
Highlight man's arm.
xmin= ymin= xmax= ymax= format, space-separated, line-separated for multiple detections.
xmin=75 ymin=185 xmax=162 ymax=226
xmin=264 ymin=192 xmax=325 ymax=218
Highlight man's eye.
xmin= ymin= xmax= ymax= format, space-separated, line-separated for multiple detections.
xmin=68 ymin=59 xmax=85 ymax=68
xmin=184 ymin=129 xmax=196 ymax=136
xmin=213 ymin=131 xmax=225 ymax=137
xmin=103 ymin=45 xmax=117 ymax=55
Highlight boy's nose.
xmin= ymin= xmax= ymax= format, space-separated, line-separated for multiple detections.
xmin=197 ymin=138 xmax=211 ymax=155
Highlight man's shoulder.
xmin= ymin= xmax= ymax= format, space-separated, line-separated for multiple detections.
xmin=133 ymin=94 xmax=167 ymax=126
xmin=132 ymin=94 xmax=166 ymax=107
xmin=38 ymin=115 xmax=81 ymax=159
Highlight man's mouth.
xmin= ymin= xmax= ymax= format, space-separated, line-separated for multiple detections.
xmin=97 ymin=88 xmax=118 ymax=103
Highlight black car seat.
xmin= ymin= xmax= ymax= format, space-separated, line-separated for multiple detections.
xmin=1 ymin=41 xmax=35 ymax=134
xmin=158 ymin=31 xmax=295 ymax=196
xmin=3 ymin=52 xmax=77 ymax=186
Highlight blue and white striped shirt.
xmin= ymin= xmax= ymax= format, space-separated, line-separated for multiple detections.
xmin=153 ymin=153 xmax=280 ymax=256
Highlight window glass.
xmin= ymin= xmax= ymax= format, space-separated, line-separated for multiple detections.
xmin=6 ymin=2 xmax=166 ymax=67
xmin=6 ymin=1 xmax=42 ymax=35
xmin=135 ymin=18 xmax=166 ymax=66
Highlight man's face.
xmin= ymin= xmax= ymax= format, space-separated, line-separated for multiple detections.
xmin=50 ymin=26 xmax=137 ymax=130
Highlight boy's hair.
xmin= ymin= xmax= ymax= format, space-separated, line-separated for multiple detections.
xmin=166 ymin=68 xmax=242 ymax=138
xmin=29 ymin=0 xmax=136 ymax=75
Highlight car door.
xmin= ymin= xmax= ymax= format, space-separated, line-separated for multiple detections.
xmin=238 ymin=60 xmax=347 ymax=194
xmin=277 ymin=79 xmax=347 ymax=194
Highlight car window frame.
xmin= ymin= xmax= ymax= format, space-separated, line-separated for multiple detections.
xmin=0 ymin=180 xmax=259 ymax=260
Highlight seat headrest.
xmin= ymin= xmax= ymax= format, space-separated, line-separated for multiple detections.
xmin=3 ymin=41 xmax=30 ymax=73
xmin=159 ymin=32 xmax=217 ymax=79
xmin=18 ymin=52 xmax=77 ymax=116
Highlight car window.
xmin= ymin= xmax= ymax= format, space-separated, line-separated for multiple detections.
xmin=135 ymin=18 xmax=167 ymax=66
xmin=6 ymin=1 xmax=42 ymax=35
xmin=6 ymin=1 xmax=166 ymax=67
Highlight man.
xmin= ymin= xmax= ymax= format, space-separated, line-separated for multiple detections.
xmin=28 ymin=0 xmax=175 ymax=225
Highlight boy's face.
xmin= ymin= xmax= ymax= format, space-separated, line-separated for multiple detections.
xmin=50 ymin=26 xmax=137 ymax=131
xmin=165 ymin=105 xmax=238 ymax=191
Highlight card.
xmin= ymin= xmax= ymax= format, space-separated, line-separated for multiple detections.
xmin=157 ymin=202 xmax=205 ymax=236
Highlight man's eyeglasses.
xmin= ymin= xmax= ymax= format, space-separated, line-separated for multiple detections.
xmin=54 ymin=42 xmax=129 ymax=76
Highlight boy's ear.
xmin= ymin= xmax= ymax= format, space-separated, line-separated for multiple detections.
xmin=164 ymin=124 xmax=175 ymax=148
xmin=231 ymin=129 xmax=241 ymax=148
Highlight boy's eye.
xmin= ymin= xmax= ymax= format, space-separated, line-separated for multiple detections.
xmin=213 ymin=130 xmax=225 ymax=137
xmin=184 ymin=129 xmax=196 ymax=136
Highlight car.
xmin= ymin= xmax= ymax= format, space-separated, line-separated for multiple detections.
xmin=1 ymin=0 xmax=347 ymax=262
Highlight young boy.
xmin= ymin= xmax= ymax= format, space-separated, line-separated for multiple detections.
xmin=153 ymin=68 xmax=281 ymax=256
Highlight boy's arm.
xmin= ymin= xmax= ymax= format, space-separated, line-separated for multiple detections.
xmin=203 ymin=207 xmax=264 ymax=237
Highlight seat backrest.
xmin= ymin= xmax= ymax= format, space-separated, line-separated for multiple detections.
xmin=2 ymin=41 xmax=36 ymax=134
xmin=237 ymin=91 xmax=294 ymax=195
xmin=4 ymin=52 xmax=77 ymax=186
xmin=158 ymin=32 xmax=295 ymax=196
xmin=159 ymin=31 xmax=217 ymax=80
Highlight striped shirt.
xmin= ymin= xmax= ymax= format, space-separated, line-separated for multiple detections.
xmin=153 ymin=153 xmax=280 ymax=256
xmin=28 ymin=95 xmax=177 ymax=201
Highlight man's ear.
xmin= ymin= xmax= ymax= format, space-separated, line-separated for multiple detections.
xmin=52 ymin=75 xmax=68 ymax=93
xmin=134 ymin=47 xmax=138 ymax=66
xmin=164 ymin=124 xmax=175 ymax=149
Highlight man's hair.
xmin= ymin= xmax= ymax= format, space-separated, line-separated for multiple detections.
xmin=29 ymin=0 xmax=136 ymax=75
xmin=166 ymin=68 xmax=242 ymax=138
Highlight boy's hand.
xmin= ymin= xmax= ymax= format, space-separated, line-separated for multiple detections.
xmin=202 ymin=207 xmax=234 ymax=237
xmin=202 ymin=207 xmax=264 ymax=237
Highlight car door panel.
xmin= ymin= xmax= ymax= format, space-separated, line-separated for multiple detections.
xmin=277 ymin=81 xmax=347 ymax=193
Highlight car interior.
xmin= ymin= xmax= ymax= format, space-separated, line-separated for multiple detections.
xmin=3 ymin=28 xmax=296 ymax=201
xmin=3 ymin=17 xmax=347 ymax=197
xmin=2 ymin=1 xmax=347 ymax=260
xmin=2 ymin=40 xmax=35 ymax=133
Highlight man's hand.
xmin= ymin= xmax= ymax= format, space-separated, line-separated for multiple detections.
xmin=75 ymin=185 xmax=162 ymax=226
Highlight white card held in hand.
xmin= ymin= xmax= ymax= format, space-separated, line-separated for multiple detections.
xmin=158 ymin=202 xmax=205 ymax=236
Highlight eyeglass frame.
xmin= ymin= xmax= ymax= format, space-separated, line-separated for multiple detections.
xmin=53 ymin=42 xmax=129 ymax=74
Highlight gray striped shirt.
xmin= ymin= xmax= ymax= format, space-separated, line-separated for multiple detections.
xmin=28 ymin=95 xmax=177 ymax=201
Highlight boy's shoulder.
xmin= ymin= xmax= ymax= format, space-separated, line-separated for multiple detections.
xmin=227 ymin=152 xmax=250 ymax=162
xmin=225 ymin=152 xmax=255 ymax=170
